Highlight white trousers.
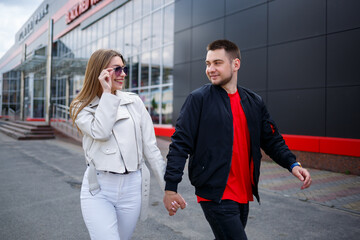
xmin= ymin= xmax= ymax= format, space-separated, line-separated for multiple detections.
xmin=80 ymin=168 xmax=142 ymax=240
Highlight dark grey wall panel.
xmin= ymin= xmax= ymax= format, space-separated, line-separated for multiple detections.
xmin=172 ymin=96 xmax=187 ymax=125
xmin=173 ymin=63 xmax=191 ymax=97
xmin=174 ymin=30 xmax=192 ymax=65
xmin=225 ymin=0 xmax=267 ymax=14
xmin=174 ymin=0 xmax=192 ymax=32
xmin=268 ymin=36 xmax=326 ymax=90
xmin=327 ymin=0 xmax=360 ymax=33
xmin=191 ymin=19 xmax=224 ymax=60
xmin=190 ymin=59 xmax=208 ymax=91
xmin=239 ymin=48 xmax=267 ymax=91
xmin=327 ymin=29 xmax=360 ymax=87
xmin=267 ymin=89 xmax=326 ymax=136
xmin=326 ymin=86 xmax=360 ymax=138
xmin=173 ymin=0 xmax=360 ymax=138
xmin=255 ymin=90 xmax=267 ymax=105
xmin=193 ymin=0 xmax=224 ymax=26
xmin=269 ymin=0 xmax=326 ymax=44
xmin=225 ymin=5 xmax=267 ymax=50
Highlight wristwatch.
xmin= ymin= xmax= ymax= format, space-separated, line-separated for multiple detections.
xmin=290 ymin=162 xmax=302 ymax=170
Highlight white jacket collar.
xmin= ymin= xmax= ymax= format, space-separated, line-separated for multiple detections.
xmin=88 ymin=91 xmax=133 ymax=108
xmin=88 ymin=96 xmax=100 ymax=107
xmin=116 ymin=90 xmax=134 ymax=105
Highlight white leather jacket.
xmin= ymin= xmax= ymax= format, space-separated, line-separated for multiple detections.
xmin=75 ymin=91 xmax=165 ymax=220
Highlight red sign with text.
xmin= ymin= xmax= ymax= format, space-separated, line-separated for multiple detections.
xmin=66 ymin=0 xmax=103 ymax=24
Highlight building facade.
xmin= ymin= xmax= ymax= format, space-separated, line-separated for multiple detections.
xmin=1 ymin=0 xmax=360 ymax=141
xmin=173 ymin=0 xmax=360 ymax=139
xmin=0 ymin=0 xmax=174 ymax=125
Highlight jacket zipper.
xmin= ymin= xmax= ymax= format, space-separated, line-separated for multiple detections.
xmin=112 ymin=129 xmax=128 ymax=172
xmin=219 ymin=94 xmax=233 ymax=203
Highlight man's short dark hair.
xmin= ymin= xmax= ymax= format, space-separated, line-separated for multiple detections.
xmin=207 ymin=39 xmax=241 ymax=61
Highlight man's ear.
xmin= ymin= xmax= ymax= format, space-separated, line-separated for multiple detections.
xmin=233 ymin=58 xmax=241 ymax=71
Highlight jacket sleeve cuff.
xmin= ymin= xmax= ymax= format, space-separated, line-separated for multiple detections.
xmin=165 ymin=181 xmax=178 ymax=192
xmin=287 ymin=158 xmax=297 ymax=173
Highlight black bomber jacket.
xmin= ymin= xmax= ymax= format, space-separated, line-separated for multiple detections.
xmin=164 ymin=83 xmax=297 ymax=203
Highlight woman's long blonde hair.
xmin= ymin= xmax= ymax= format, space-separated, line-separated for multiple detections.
xmin=69 ymin=49 xmax=125 ymax=132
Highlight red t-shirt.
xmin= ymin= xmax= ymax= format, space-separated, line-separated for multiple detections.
xmin=197 ymin=90 xmax=254 ymax=203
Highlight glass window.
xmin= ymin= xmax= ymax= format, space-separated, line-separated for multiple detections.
xmin=151 ymin=49 xmax=161 ymax=85
xmin=116 ymin=5 xmax=124 ymax=28
xmin=142 ymin=15 xmax=151 ymax=52
xmin=130 ymin=55 xmax=139 ymax=88
xmin=152 ymin=10 xmax=161 ymax=49
xmin=110 ymin=11 xmax=117 ymax=30
xmin=34 ymin=79 xmax=44 ymax=98
xmin=75 ymin=28 xmax=80 ymax=49
xmin=71 ymin=30 xmax=76 ymax=51
xmin=10 ymin=79 xmax=18 ymax=91
xmin=141 ymin=53 xmax=150 ymax=87
xmin=97 ymin=20 xmax=103 ymax=38
xmin=124 ymin=25 xmax=132 ymax=56
xmin=139 ymin=88 xmax=149 ymax=109
xmin=80 ymin=46 xmax=85 ymax=58
xmin=33 ymin=100 xmax=44 ymax=118
xmin=109 ymin=32 xmax=116 ymax=49
xmin=87 ymin=27 xmax=92 ymax=44
xmin=91 ymin=24 xmax=98 ymax=42
xmin=143 ymin=0 xmax=151 ymax=15
xmin=86 ymin=44 xmax=92 ymax=57
xmin=102 ymin=35 xmax=110 ymax=49
xmin=116 ymin=28 xmax=124 ymax=52
xmin=97 ymin=38 xmax=103 ymax=50
xmin=124 ymin=74 xmax=130 ymax=89
xmin=164 ymin=5 xmax=174 ymax=44
xmin=150 ymin=87 xmax=161 ymax=124
xmin=83 ymin=28 xmax=88 ymax=45
xmin=103 ymin=15 xmax=110 ymax=35
xmin=153 ymin=0 xmax=162 ymax=10
xmin=91 ymin=41 xmax=97 ymax=54
xmin=124 ymin=2 xmax=133 ymax=25
xmin=133 ymin=0 xmax=142 ymax=20
xmin=163 ymin=45 xmax=173 ymax=84
xmin=131 ymin=89 xmax=139 ymax=94
xmin=162 ymin=86 xmax=173 ymax=124
xmin=132 ymin=20 xmax=141 ymax=55
xmin=69 ymin=30 xmax=74 ymax=51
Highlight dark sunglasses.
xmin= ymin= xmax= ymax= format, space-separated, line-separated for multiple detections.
xmin=113 ymin=66 xmax=128 ymax=76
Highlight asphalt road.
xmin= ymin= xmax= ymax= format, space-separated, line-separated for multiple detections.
xmin=0 ymin=132 xmax=359 ymax=240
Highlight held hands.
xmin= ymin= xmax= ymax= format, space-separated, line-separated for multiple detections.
xmin=98 ymin=68 xmax=114 ymax=93
xmin=292 ymin=166 xmax=312 ymax=190
xmin=163 ymin=190 xmax=187 ymax=216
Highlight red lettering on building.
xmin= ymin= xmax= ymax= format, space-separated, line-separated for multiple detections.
xmin=66 ymin=0 xmax=103 ymax=24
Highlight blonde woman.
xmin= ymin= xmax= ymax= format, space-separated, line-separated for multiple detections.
xmin=70 ymin=49 xmax=166 ymax=240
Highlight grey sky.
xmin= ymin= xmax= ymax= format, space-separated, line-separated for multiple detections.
xmin=0 ymin=0 xmax=43 ymax=58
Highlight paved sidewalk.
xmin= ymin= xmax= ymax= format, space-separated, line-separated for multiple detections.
xmin=1 ymin=132 xmax=359 ymax=240
xmin=259 ymin=161 xmax=360 ymax=215
xmin=157 ymin=137 xmax=360 ymax=215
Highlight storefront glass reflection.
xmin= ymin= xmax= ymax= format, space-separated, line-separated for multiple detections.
xmin=2 ymin=0 xmax=174 ymax=124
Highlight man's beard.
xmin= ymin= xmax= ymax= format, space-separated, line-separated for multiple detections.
xmin=210 ymin=73 xmax=233 ymax=87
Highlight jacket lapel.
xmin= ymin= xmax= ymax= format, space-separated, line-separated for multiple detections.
xmin=115 ymin=91 xmax=134 ymax=120
xmin=86 ymin=92 xmax=134 ymax=120
xmin=116 ymin=90 xmax=134 ymax=106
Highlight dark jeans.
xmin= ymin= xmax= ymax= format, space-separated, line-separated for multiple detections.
xmin=200 ymin=200 xmax=249 ymax=240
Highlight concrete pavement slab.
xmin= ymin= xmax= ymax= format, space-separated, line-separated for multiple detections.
xmin=0 ymin=132 xmax=359 ymax=239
